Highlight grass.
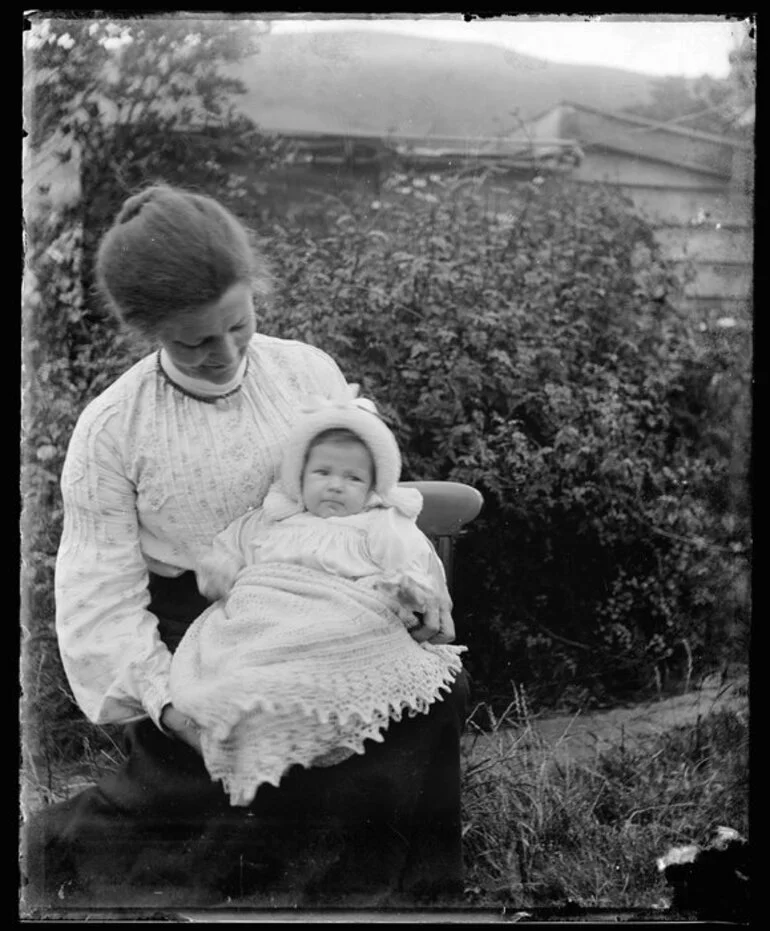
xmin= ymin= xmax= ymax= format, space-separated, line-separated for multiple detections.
xmin=20 ymin=680 xmax=748 ymax=913
xmin=20 ymin=720 xmax=127 ymax=814
xmin=459 ymin=688 xmax=749 ymax=910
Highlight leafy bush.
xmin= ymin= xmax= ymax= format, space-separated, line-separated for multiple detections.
xmin=259 ymin=169 xmax=751 ymax=708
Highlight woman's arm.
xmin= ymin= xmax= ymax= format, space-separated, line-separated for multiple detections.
xmin=406 ymin=541 xmax=456 ymax=645
xmin=54 ymin=412 xmax=179 ymax=730
xmin=367 ymin=510 xmax=456 ymax=644
xmin=302 ymin=342 xmax=349 ymax=398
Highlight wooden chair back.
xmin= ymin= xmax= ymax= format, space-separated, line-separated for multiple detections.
xmin=400 ymin=480 xmax=484 ymax=590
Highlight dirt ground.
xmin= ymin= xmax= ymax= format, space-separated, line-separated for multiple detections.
xmin=463 ymin=670 xmax=749 ymax=765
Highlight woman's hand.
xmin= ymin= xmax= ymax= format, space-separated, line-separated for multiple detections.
xmin=160 ymin=703 xmax=203 ymax=753
xmin=374 ymin=571 xmax=456 ymax=644
xmin=374 ymin=571 xmax=431 ymax=613
xmin=409 ymin=600 xmax=456 ymax=644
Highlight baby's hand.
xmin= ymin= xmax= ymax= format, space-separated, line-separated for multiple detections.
xmin=196 ymin=552 xmax=241 ymax=601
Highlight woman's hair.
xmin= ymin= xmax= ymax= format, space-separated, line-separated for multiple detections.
xmin=305 ymin=428 xmax=375 ymax=481
xmin=95 ymin=184 xmax=271 ymax=337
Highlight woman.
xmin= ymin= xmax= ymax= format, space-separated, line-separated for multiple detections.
xmin=22 ymin=184 xmax=469 ymax=910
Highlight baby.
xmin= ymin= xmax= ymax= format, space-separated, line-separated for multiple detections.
xmin=169 ymin=385 xmax=466 ymax=806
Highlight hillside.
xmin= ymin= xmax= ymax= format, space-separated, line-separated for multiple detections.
xmin=227 ymin=27 xmax=659 ymax=139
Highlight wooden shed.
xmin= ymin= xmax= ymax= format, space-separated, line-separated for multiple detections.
xmin=249 ymin=106 xmax=754 ymax=322
xmin=505 ymin=102 xmax=754 ymax=320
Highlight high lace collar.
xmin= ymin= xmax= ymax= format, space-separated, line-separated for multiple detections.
xmin=157 ymin=349 xmax=248 ymax=401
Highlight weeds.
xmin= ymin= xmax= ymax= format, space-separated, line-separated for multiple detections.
xmin=460 ymin=686 xmax=749 ymax=909
xmin=20 ymin=722 xmax=126 ymax=813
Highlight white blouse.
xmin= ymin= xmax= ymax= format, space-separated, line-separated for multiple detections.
xmin=54 ymin=334 xmax=347 ymax=728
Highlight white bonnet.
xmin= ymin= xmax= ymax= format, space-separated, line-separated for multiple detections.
xmin=265 ymin=384 xmax=422 ymax=521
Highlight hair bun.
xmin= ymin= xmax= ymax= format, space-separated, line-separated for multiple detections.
xmin=115 ymin=186 xmax=166 ymax=225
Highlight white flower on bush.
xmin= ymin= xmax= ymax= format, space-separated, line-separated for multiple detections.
xmin=25 ymin=21 xmax=52 ymax=47
xmin=102 ymin=33 xmax=133 ymax=51
xmin=36 ymin=444 xmax=58 ymax=463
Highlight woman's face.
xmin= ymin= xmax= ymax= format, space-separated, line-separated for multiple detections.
xmin=159 ymin=282 xmax=256 ymax=384
xmin=302 ymin=439 xmax=374 ymax=518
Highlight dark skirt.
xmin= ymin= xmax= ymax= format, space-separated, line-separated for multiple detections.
xmin=21 ymin=571 xmax=469 ymax=911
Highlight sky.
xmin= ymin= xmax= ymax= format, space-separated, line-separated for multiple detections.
xmin=268 ymin=15 xmax=752 ymax=79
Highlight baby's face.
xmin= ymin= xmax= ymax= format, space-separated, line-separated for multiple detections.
xmin=302 ymin=439 xmax=374 ymax=518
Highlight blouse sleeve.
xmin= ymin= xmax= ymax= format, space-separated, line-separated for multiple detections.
xmin=54 ymin=412 xmax=175 ymax=729
xmin=304 ymin=343 xmax=349 ymax=397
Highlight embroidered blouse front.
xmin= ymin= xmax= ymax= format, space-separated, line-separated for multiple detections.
xmin=54 ymin=334 xmax=348 ymax=727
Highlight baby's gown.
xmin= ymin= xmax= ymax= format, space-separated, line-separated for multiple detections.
xmin=170 ymin=499 xmax=466 ymax=806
